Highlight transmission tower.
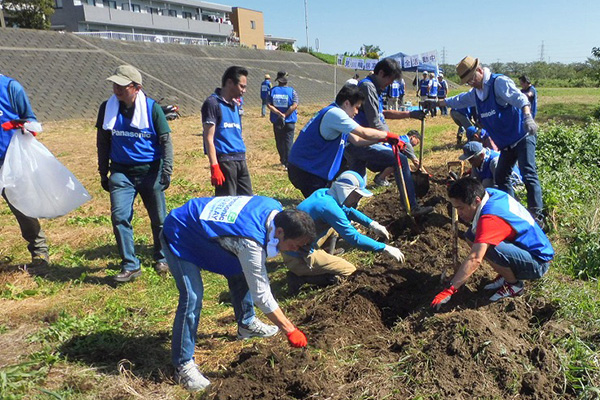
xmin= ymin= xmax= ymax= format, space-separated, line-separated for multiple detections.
xmin=441 ymin=47 xmax=447 ymax=65
xmin=539 ymin=41 xmax=545 ymax=62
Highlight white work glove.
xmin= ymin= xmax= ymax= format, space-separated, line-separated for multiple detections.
xmin=382 ymin=245 xmax=405 ymax=263
xmin=522 ymin=113 xmax=538 ymax=136
xmin=369 ymin=221 xmax=390 ymax=241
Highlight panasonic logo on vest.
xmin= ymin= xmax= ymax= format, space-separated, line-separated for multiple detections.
xmin=223 ymin=122 xmax=241 ymax=129
xmin=480 ymin=110 xmax=497 ymax=118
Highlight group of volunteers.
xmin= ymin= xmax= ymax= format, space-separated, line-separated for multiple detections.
xmin=417 ymin=71 xmax=450 ymax=117
xmin=0 ymin=53 xmax=552 ymax=393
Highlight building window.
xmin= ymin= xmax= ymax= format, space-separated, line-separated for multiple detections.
xmin=103 ymin=0 xmax=116 ymax=9
xmin=182 ymin=11 xmax=192 ymax=19
xmin=121 ymin=2 xmax=129 ymax=10
xmin=168 ymin=9 xmax=177 ymax=17
xmin=131 ymin=3 xmax=140 ymax=12
xmin=147 ymin=7 xmax=159 ymax=14
xmin=250 ymin=20 xmax=256 ymax=29
xmin=84 ymin=0 xmax=96 ymax=5
xmin=252 ymin=45 xmax=257 ymax=49
xmin=54 ymin=0 xmax=63 ymax=8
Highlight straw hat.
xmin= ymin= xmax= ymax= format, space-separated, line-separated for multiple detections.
xmin=456 ymin=56 xmax=480 ymax=84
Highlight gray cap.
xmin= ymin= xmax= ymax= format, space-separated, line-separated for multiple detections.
xmin=106 ymin=65 xmax=142 ymax=86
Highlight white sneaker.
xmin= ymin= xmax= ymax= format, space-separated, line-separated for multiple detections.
xmin=237 ymin=318 xmax=279 ymax=340
xmin=174 ymin=360 xmax=210 ymax=392
xmin=489 ymin=281 xmax=524 ymax=302
xmin=483 ymin=275 xmax=505 ymax=290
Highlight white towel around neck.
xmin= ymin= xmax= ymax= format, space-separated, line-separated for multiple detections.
xmin=102 ymin=91 xmax=150 ymax=131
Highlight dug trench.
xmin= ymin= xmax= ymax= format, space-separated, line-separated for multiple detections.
xmin=206 ymin=170 xmax=567 ymax=400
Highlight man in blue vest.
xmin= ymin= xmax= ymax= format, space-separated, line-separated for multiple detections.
xmin=345 ymin=58 xmax=431 ymax=215
xmin=398 ymin=77 xmax=406 ymax=110
xmin=519 ymin=75 xmax=538 ymax=119
xmin=267 ymin=71 xmax=298 ymax=170
xmin=426 ymin=72 xmax=439 ymax=117
xmin=97 ymin=65 xmax=173 ymax=282
xmin=161 ymin=196 xmax=315 ymax=391
xmin=431 ymin=178 xmax=553 ymax=310
xmin=283 ymin=171 xmax=405 ymax=293
xmin=459 ymin=141 xmax=521 ymax=189
xmin=0 ymin=74 xmax=49 ymax=268
xmin=417 ymin=71 xmax=429 ymax=108
xmin=202 ymin=66 xmax=252 ymax=197
xmin=438 ymin=56 xmax=544 ymax=228
xmin=260 ymin=73 xmax=271 ymax=117
xmin=436 ymin=74 xmax=449 ymax=115
xmin=287 ymin=84 xmax=400 ymax=198
xmin=387 ymin=79 xmax=401 ymax=110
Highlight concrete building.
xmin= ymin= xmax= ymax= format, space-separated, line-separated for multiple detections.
xmin=229 ymin=7 xmax=263 ymax=49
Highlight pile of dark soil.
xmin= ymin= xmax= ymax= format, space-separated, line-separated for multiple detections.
xmin=206 ymin=175 xmax=567 ymax=399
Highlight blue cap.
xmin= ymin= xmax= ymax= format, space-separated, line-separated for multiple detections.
xmin=465 ymin=126 xmax=478 ymax=141
xmin=459 ymin=141 xmax=484 ymax=161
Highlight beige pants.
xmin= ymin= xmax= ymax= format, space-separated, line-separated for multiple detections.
xmin=282 ymin=250 xmax=356 ymax=277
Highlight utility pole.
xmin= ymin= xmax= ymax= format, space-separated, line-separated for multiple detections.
xmin=304 ymin=0 xmax=309 ymax=50
xmin=539 ymin=41 xmax=545 ymax=62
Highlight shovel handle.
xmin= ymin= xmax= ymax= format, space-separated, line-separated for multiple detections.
xmin=418 ymin=119 xmax=425 ymax=170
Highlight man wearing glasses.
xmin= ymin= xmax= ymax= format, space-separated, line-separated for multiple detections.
xmin=96 ymin=65 xmax=173 ymax=282
xmin=437 ymin=56 xmax=544 ymax=229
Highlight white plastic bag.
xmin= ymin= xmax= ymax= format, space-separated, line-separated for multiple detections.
xmin=0 ymin=130 xmax=91 ymax=218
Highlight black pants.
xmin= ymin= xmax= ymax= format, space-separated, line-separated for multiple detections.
xmin=215 ymin=159 xmax=253 ymax=196
xmin=273 ymin=122 xmax=295 ymax=166
xmin=287 ymin=163 xmax=328 ymax=198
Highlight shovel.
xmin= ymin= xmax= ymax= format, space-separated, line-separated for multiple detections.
xmin=441 ymin=161 xmax=464 ymax=283
xmin=392 ymin=143 xmax=419 ymax=232
xmin=411 ymin=119 xmax=430 ymax=198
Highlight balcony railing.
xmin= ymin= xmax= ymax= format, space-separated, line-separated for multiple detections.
xmin=74 ymin=31 xmax=240 ymax=46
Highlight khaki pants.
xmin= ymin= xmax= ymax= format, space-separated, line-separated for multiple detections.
xmin=282 ymin=250 xmax=356 ymax=277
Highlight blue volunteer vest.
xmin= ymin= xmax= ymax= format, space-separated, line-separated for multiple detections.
xmin=389 ymin=81 xmax=400 ymax=98
xmin=477 ymin=149 xmax=500 ymax=181
xmin=480 ymin=189 xmax=554 ymax=261
xmin=437 ymin=80 xmax=447 ymax=97
xmin=269 ymin=86 xmax=298 ymax=123
xmin=0 ymin=75 xmax=21 ymax=163
xmin=289 ymin=104 xmax=348 ymax=181
xmin=398 ymin=80 xmax=405 ymax=95
xmin=428 ymin=80 xmax=438 ymax=97
xmin=399 ymin=134 xmax=410 ymax=145
xmin=260 ymin=79 xmax=271 ymax=100
xmin=109 ymin=96 xmax=159 ymax=164
xmin=163 ymin=196 xmax=282 ymax=276
xmin=475 ymin=74 xmax=524 ymax=150
xmin=419 ymin=79 xmax=429 ymax=96
xmin=211 ymin=93 xmax=246 ymax=155
xmin=354 ymin=76 xmax=385 ymax=127
xmin=528 ymin=85 xmax=538 ymax=119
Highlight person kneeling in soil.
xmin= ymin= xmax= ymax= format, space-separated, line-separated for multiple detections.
xmin=283 ymin=171 xmax=405 ymax=294
xmin=161 ymin=196 xmax=316 ymax=391
xmin=431 ymin=178 xmax=553 ymax=310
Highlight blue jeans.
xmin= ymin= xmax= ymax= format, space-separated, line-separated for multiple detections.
xmin=495 ymin=135 xmax=543 ymax=217
xmin=485 ymin=241 xmax=550 ymax=280
xmin=345 ymin=143 xmax=418 ymax=208
xmin=109 ymin=170 xmax=166 ymax=271
xmin=161 ymin=236 xmax=255 ymax=366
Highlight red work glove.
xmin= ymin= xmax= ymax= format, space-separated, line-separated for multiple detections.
xmin=431 ymin=285 xmax=458 ymax=310
xmin=210 ymin=164 xmax=225 ymax=187
xmin=286 ymin=327 xmax=307 ymax=348
xmin=380 ymin=131 xmax=399 ymax=145
xmin=396 ymin=140 xmax=406 ymax=152
xmin=1 ymin=120 xmax=38 ymax=136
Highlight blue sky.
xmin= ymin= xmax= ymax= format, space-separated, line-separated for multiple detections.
xmin=217 ymin=0 xmax=599 ymax=64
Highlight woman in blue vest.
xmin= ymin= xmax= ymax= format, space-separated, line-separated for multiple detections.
xmin=97 ymin=65 xmax=173 ymax=282
xmin=431 ymin=178 xmax=553 ymax=310
xmin=287 ymin=84 xmax=398 ymax=198
xmin=438 ymin=56 xmax=544 ymax=228
xmin=436 ymin=74 xmax=449 ymax=115
xmin=0 ymin=74 xmax=49 ymax=268
xmin=161 ymin=196 xmax=315 ymax=391
xmin=267 ymin=71 xmax=298 ymax=169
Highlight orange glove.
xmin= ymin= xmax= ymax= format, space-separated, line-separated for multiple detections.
xmin=431 ymin=285 xmax=458 ymax=310
xmin=210 ymin=164 xmax=225 ymax=187
xmin=381 ymin=131 xmax=399 ymax=145
xmin=286 ymin=327 xmax=307 ymax=348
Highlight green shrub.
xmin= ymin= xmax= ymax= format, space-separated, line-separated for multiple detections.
xmin=537 ymin=122 xmax=600 ymax=278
